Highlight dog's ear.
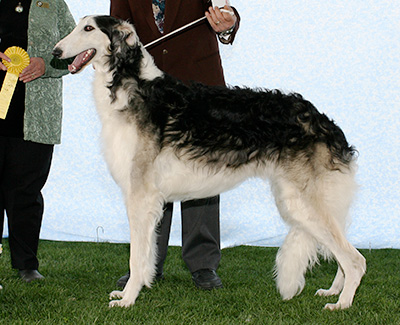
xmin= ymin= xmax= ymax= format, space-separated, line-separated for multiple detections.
xmin=107 ymin=19 xmax=143 ymax=81
xmin=125 ymin=33 xmax=137 ymax=46
xmin=109 ymin=23 xmax=139 ymax=57
xmin=116 ymin=22 xmax=138 ymax=47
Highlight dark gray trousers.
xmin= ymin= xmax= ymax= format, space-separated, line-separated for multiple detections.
xmin=155 ymin=196 xmax=221 ymax=274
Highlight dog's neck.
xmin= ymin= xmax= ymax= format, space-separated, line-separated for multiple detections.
xmin=93 ymin=41 xmax=165 ymax=109
xmin=138 ymin=45 xmax=164 ymax=81
xmin=92 ymin=38 xmax=163 ymax=82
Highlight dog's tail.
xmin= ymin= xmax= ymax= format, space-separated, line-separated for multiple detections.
xmin=297 ymin=97 xmax=357 ymax=167
xmin=274 ymin=227 xmax=318 ymax=299
xmin=316 ymin=112 xmax=357 ymax=167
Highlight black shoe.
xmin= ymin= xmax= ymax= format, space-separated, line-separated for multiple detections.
xmin=116 ymin=271 xmax=130 ymax=288
xmin=116 ymin=271 xmax=164 ymax=288
xmin=18 ymin=270 xmax=44 ymax=283
xmin=192 ymin=269 xmax=223 ymax=290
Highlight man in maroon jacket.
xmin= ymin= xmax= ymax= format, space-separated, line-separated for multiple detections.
xmin=110 ymin=0 xmax=240 ymax=290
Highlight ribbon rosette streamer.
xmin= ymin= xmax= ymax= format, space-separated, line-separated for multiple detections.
xmin=0 ymin=46 xmax=30 ymax=119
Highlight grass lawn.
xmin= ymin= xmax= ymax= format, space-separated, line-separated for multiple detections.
xmin=0 ymin=240 xmax=399 ymax=324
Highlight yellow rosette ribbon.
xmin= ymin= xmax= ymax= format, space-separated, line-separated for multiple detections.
xmin=0 ymin=46 xmax=30 ymax=119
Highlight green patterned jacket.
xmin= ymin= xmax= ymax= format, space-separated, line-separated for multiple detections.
xmin=11 ymin=0 xmax=76 ymax=144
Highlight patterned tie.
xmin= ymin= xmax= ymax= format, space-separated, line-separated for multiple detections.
xmin=152 ymin=0 xmax=166 ymax=33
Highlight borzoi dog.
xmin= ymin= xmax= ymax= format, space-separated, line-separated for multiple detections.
xmin=53 ymin=15 xmax=366 ymax=310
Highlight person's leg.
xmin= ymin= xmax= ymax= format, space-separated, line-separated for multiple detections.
xmin=2 ymin=138 xmax=53 ymax=276
xmin=181 ymin=196 xmax=222 ymax=289
xmin=0 ymin=137 xmax=5 ymax=254
xmin=0 ymin=188 xmax=4 ymax=257
xmin=154 ymin=202 xmax=173 ymax=276
xmin=0 ymin=193 xmax=4 ymax=248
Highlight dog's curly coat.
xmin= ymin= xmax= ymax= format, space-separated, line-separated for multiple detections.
xmin=53 ymin=15 xmax=366 ymax=310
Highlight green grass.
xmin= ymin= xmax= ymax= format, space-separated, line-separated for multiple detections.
xmin=0 ymin=240 xmax=399 ymax=324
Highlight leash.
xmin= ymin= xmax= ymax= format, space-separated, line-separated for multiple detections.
xmin=143 ymin=9 xmax=234 ymax=49
xmin=144 ymin=16 xmax=207 ymax=49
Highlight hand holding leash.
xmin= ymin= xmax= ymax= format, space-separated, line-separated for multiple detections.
xmin=206 ymin=5 xmax=236 ymax=33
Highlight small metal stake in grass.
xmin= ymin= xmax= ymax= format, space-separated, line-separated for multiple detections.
xmin=96 ymin=226 xmax=104 ymax=243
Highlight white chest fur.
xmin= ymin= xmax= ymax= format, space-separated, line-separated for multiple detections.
xmin=92 ymin=73 xmax=138 ymax=196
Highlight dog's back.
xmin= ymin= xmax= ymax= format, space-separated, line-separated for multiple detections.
xmin=126 ymin=73 xmax=355 ymax=172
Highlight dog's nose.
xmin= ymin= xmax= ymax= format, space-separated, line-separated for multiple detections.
xmin=52 ymin=47 xmax=63 ymax=58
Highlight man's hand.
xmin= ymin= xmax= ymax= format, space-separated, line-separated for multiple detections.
xmin=206 ymin=5 xmax=237 ymax=33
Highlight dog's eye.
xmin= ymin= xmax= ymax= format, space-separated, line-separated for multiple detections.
xmin=84 ymin=25 xmax=95 ymax=32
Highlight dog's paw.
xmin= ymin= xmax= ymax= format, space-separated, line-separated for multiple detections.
xmin=315 ymin=288 xmax=340 ymax=297
xmin=109 ymin=290 xmax=124 ymax=299
xmin=109 ymin=299 xmax=134 ymax=308
xmin=323 ymin=302 xmax=350 ymax=311
xmin=109 ymin=290 xmax=135 ymax=308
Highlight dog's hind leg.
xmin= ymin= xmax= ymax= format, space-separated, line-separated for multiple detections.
xmin=109 ymin=185 xmax=164 ymax=308
xmin=272 ymin=166 xmax=365 ymax=310
xmin=317 ymin=237 xmax=365 ymax=310
xmin=315 ymin=266 xmax=344 ymax=297
xmin=311 ymin=165 xmax=366 ymax=310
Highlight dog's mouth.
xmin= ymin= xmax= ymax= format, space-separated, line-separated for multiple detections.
xmin=68 ymin=49 xmax=96 ymax=74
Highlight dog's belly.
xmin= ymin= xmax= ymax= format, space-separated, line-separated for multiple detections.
xmin=160 ymin=172 xmax=244 ymax=202
xmin=154 ymin=149 xmax=267 ymax=202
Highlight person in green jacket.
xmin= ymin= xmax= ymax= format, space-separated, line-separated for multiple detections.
xmin=0 ymin=0 xmax=75 ymax=283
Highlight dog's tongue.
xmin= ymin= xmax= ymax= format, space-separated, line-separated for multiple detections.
xmin=68 ymin=49 xmax=95 ymax=74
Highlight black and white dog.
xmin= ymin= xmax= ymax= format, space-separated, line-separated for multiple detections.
xmin=53 ymin=15 xmax=365 ymax=310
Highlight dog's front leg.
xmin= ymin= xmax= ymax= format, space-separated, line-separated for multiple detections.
xmin=109 ymin=187 xmax=164 ymax=308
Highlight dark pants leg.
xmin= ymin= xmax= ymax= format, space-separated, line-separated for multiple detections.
xmin=0 ymin=194 xmax=3 ymax=240
xmin=181 ymin=196 xmax=221 ymax=273
xmin=0 ymin=137 xmax=53 ymax=270
xmin=154 ymin=203 xmax=173 ymax=275
xmin=0 ymin=154 xmax=3 ymax=251
xmin=156 ymin=196 xmax=221 ymax=274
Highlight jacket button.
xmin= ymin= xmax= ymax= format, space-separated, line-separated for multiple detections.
xmin=163 ymin=49 xmax=168 ymax=55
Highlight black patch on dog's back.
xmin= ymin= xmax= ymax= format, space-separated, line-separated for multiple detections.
xmin=134 ymin=75 xmax=355 ymax=169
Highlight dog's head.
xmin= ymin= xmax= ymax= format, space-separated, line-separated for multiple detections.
xmin=53 ymin=15 xmax=140 ymax=74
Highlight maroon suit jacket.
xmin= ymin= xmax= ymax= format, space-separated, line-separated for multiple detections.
xmin=110 ymin=0 xmax=240 ymax=86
